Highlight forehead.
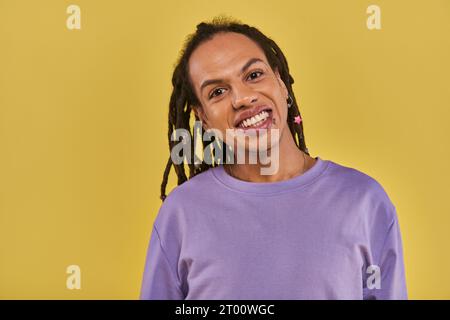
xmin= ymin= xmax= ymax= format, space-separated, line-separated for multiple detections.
xmin=188 ymin=32 xmax=268 ymax=88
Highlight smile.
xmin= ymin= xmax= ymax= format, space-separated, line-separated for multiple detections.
xmin=237 ymin=110 xmax=273 ymax=129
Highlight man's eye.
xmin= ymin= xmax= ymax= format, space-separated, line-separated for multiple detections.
xmin=210 ymin=88 xmax=225 ymax=99
xmin=208 ymin=71 xmax=263 ymax=99
xmin=247 ymin=71 xmax=263 ymax=80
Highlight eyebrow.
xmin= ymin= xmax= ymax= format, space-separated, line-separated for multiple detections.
xmin=199 ymin=57 xmax=265 ymax=95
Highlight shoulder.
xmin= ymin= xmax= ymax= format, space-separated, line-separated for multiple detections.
xmin=163 ymin=167 xmax=219 ymax=205
xmin=324 ymin=159 xmax=397 ymax=224
xmin=326 ymin=159 xmax=394 ymax=203
xmin=153 ymin=167 xmax=219 ymax=228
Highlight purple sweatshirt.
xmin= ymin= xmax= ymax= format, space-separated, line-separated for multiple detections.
xmin=140 ymin=156 xmax=408 ymax=299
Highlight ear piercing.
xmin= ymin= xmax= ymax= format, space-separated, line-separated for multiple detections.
xmin=286 ymin=94 xmax=303 ymax=124
xmin=287 ymin=94 xmax=293 ymax=108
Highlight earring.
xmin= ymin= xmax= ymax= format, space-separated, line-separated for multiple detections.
xmin=287 ymin=94 xmax=293 ymax=108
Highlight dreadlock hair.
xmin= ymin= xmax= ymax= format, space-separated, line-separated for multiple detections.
xmin=160 ymin=15 xmax=310 ymax=201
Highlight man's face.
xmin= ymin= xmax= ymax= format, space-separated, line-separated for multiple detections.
xmin=188 ymin=32 xmax=290 ymax=154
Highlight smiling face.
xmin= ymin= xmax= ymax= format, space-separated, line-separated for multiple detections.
xmin=188 ymin=32 xmax=290 ymax=154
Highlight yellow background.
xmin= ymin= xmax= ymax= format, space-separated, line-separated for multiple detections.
xmin=1 ymin=0 xmax=449 ymax=299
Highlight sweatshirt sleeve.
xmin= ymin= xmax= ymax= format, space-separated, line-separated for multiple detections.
xmin=363 ymin=207 xmax=408 ymax=300
xmin=139 ymin=225 xmax=185 ymax=300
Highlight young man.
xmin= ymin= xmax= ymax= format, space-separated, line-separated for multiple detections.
xmin=140 ymin=18 xmax=408 ymax=300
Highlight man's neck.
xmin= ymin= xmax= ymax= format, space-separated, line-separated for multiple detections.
xmin=224 ymin=130 xmax=311 ymax=183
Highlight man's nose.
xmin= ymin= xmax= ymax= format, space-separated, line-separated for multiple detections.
xmin=231 ymin=84 xmax=258 ymax=110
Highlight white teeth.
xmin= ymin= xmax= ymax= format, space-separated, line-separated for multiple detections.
xmin=240 ymin=110 xmax=270 ymax=128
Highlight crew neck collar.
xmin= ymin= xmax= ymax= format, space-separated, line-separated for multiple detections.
xmin=210 ymin=156 xmax=330 ymax=195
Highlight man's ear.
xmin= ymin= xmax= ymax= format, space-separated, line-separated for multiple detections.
xmin=193 ymin=105 xmax=209 ymax=130
xmin=274 ymin=67 xmax=289 ymax=98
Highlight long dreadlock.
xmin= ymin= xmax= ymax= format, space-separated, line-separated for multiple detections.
xmin=160 ymin=15 xmax=310 ymax=201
